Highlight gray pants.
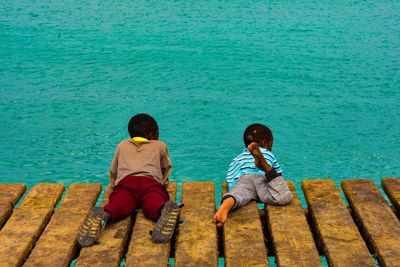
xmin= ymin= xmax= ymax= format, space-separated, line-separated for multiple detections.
xmin=223 ymin=174 xmax=293 ymax=209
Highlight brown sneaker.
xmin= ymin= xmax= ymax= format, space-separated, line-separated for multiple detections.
xmin=77 ymin=207 xmax=107 ymax=247
xmin=150 ymin=200 xmax=182 ymax=243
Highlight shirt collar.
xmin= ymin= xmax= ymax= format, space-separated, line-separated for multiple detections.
xmin=131 ymin=137 xmax=149 ymax=142
xmin=244 ymin=147 xmax=269 ymax=152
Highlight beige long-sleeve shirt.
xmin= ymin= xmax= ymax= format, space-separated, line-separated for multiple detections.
xmin=109 ymin=139 xmax=172 ymax=186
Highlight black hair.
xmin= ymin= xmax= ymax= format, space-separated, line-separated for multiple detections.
xmin=128 ymin=113 xmax=159 ymax=139
xmin=243 ymin=123 xmax=273 ymax=147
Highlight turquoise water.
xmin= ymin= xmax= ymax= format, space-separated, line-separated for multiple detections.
xmin=1 ymin=1 xmax=399 ymax=203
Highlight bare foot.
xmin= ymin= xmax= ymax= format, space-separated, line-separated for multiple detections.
xmin=213 ymin=197 xmax=235 ymax=228
xmin=213 ymin=209 xmax=228 ymax=228
xmin=247 ymin=142 xmax=272 ymax=172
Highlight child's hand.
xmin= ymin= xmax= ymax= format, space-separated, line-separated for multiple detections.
xmin=247 ymin=142 xmax=272 ymax=172
xmin=164 ymin=179 xmax=169 ymax=187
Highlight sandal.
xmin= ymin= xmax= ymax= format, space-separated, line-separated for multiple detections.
xmin=77 ymin=207 xmax=107 ymax=247
xmin=150 ymin=200 xmax=182 ymax=243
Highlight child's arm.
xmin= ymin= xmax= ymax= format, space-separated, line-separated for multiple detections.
xmin=161 ymin=145 xmax=172 ymax=186
xmin=162 ymin=165 xmax=172 ymax=185
xmin=109 ymin=144 xmax=120 ymax=189
xmin=248 ymin=142 xmax=272 ymax=172
xmin=247 ymin=142 xmax=281 ymax=181
xmin=109 ymin=171 xmax=117 ymax=189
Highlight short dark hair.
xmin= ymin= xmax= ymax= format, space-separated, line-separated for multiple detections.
xmin=128 ymin=113 xmax=159 ymax=139
xmin=243 ymin=123 xmax=273 ymax=147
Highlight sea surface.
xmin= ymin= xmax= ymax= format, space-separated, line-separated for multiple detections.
xmin=0 ymin=2 xmax=399 ymax=262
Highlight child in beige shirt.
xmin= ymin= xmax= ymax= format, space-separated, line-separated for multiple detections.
xmin=77 ymin=113 xmax=180 ymax=246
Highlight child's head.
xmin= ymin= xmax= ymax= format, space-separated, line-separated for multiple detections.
xmin=243 ymin=123 xmax=273 ymax=150
xmin=128 ymin=113 xmax=159 ymax=140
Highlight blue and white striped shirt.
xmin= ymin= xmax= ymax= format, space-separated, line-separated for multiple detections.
xmin=226 ymin=147 xmax=282 ymax=190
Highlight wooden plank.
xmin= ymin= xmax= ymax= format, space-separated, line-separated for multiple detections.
xmin=382 ymin=178 xmax=400 ymax=215
xmin=24 ymin=183 xmax=102 ymax=267
xmin=0 ymin=183 xmax=65 ymax=267
xmin=267 ymin=181 xmax=321 ymax=267
xmin=222 ymin=184 xmax=269 ymax=267
xmin=0 ymin=184 xmax=26 ymax=206
xmin=75 ymin=185 xmax=133 ymax=267
xmin=302 ymin=180 xmax=374 ymax=267
xmin=174 ymin=182 xmax=218 ymax=267
xmin=0 ymin=184 xmax=26 ymax=228
xmin=342 ymin=179 xmax=400 ymax=266
xmin=125 ymin=182 xmax=178 ymax=267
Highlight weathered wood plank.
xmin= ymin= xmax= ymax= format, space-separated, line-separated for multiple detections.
xmin=24 ymin=183 xmax=102 ymax=267
xmin=382 ymin=178 xmax=400 ymax=215
xmin=267 ymin=181 xmax=321 ymax=267
xmin=222 ymin=183 xmax=269 ymax=267
xmin=75 ymin=185 xmax=133 ymax=267
xmin=0 ymin=184 xmax=26 ymax=206
xmin=0 ymin=184 xmax=26 ymax=228
xmin=342 ymin=179 xmax=400 ymax=266
xmin=175 ymin=182 xmax=218 ymax=267
xmin=0 ymin=184 xmax=65 ymax=267
xmin=302 ymin=180 xmax=374 ymax=267
xmin=125 ymin=183 xmax=178 ymax=267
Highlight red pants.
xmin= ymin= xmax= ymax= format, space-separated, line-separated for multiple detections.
xmin=104 ymin=176 xmax=169 ymax=222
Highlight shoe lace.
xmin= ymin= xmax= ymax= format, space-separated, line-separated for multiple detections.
xmin=154 ymin=206 xmax=179 ymax=233
xmin=82 ymin=214 xmax=105 ymax=236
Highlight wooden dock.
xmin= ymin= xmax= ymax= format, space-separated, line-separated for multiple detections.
xmin=0 ymin=178 xmax=399 ymax=266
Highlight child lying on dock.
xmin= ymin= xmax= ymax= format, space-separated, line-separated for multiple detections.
xmin=77 ymin=113 xmax=181 ymax=246
xmin=214 ymin=123 xmax=292 ymax=227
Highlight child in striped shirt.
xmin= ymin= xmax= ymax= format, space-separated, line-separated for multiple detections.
xmin=214 ymin=123 xmax=292 ymax=227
